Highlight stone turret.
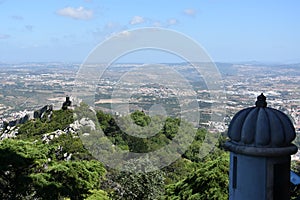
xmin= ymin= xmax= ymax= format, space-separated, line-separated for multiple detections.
xmin=62 ymin=96 xmax=72 ymax=110
xmin=225 ymin=93 xmax=298 ymax=200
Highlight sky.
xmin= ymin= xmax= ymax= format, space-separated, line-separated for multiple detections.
xmin=0 ymin=0 xmax=300 ymax=63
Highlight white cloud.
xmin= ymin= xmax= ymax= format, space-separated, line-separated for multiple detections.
xmin=119 ymin=30 xmax=131 ymax=37
xmin=56 ymin=6 xmax=93 ymax=20
xmin=183 ymin=8 xmax=197 ymax=16
xmin=0 ymin=34 xmax=10 ymax=39
xmin=152 ymin=21 xmax=162 ymax=27
xmin=167 ymin=19 xmax=178 ymax=26
xmin=130 ymin=16 xmax=145 ymax=25
xmin=112 ymin=30 xmax=131 ymax=38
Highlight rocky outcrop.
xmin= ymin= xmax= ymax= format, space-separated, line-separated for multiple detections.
xmin=40 ymin=117 xmax=96 ymax=161
xmin=34 ymin=105 xmax=53 ymax=119
xmin=41 ymin=117 xmax=96 ymax=143
xmin=3 ymin=113 xmax=31 ymax=129
xmin=2 ymin=105 xmax=53 ymax=132
xmin=41 ymin=129 xmax=66 ymax=144
xmin=0 ymin=126 xmax=19 ymax=140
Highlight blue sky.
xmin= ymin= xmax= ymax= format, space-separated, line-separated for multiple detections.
xmin=0 ymin=0 xmax=299 ymax=63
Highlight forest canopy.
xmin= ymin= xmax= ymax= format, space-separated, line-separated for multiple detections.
xmin=0 ymin=106 xmax=231 ymax=200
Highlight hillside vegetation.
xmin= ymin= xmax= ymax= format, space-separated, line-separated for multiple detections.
xmin=1 ymin=104 xmax=231 ymax=200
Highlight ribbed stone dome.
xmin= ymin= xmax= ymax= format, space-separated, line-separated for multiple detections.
xmin=225 ymin=94 xmax=298 ymax=156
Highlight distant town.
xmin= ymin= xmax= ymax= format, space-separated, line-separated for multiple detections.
xmin=0 ymin=62 xmax=299 ymax=136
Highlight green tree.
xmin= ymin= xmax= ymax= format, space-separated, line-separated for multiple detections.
xmin=162 ymin=158 xmax=197 ymax=185
xmin=105 ymin=156 xmax=165 ymax=200
xmin=50 ymin=134 xmax=93 ymax=161
xmin=163 ymin=117 xmax=180 ymax=139
xmin=166 ymin=152 xmax=229 ymax=200
xmin=0 ymin=139 xmax=107 ymax=200
xmin=85 ymin=189 xmax=110 ymax=200
xmin=31 ymin=160 xmax=106 ymax=200
xmin=130 ymin=110 xmax=151 ymax=127
xmin=18 ymin=109 xmax=74 ymax=138
xmin=0 ymin=139 xmax=51 ymax=199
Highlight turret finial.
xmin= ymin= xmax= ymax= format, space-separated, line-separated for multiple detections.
xmin=255 ymin=93 xmax=267 ymax=107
